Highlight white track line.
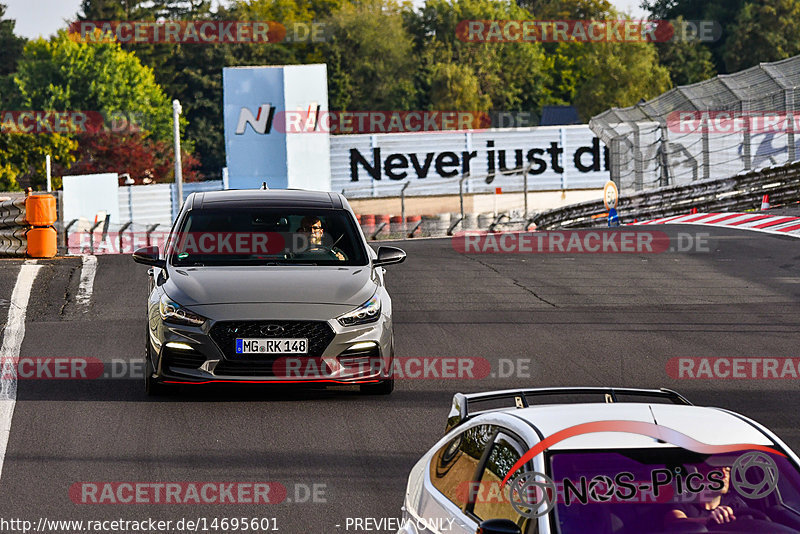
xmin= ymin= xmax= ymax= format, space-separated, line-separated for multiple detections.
xmin=0 ymin=261 xmax=42 ymax=481
xmin=76 ymin=255 xmax=97 ymax=307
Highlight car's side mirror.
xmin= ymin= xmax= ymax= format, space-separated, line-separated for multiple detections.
xmin=133 ymin=246 xmax=166 ymax=269
xmin=373 ymin=246 xmax=406 ymax=267
xmin=476 ymin=519 xmax=522 ymax=534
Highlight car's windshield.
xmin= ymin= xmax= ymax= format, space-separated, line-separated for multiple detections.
xmin=548 ymin=448 xmax=800 ymax=534
xmin=168 ymin=208 xmax=368 ymax=266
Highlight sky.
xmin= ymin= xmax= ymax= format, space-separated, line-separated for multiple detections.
xmin=4 ymin=0 xmax=650 ymax=39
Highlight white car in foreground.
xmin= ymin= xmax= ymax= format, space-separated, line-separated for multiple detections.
xmin=397 ymin=387 xmax=800 ymax=534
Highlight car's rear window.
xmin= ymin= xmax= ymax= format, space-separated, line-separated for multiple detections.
xmin=168 ymin=208 xmax=368 ymax=266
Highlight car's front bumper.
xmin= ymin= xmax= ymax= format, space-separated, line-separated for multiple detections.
xmin=148 ymin=312 xmax=394 ymax=386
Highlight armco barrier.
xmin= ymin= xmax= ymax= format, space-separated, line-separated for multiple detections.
xmin=0 ymin=195 xmax=58 ymax=257
xmin=529 ymin=160 xmax=800 ymax=230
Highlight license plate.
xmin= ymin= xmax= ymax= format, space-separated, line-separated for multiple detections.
xmin=235 ymin=338 xmax=308 ymax=354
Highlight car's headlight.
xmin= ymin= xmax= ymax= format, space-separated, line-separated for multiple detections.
xmin=159 ymin=294 xmax=206 ymax=326
xmin=337 ymin=295 xmax=381 ymax=327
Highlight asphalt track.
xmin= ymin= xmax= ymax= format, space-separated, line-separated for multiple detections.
xmin=0 ymin=225 xmax=799 ymax=533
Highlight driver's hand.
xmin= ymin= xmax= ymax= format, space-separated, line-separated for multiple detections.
xmin=707 ymin=506 xmax=735 ymax=524
xmin=334 ymin=251 xmax=345 ymax=261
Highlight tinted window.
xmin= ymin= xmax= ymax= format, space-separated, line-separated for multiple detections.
xmin=549 ymin=449 xmax=800 ymax=534
xmin=169 ymin=208 xmax=367 ymax=266
xmin=430 ymin=424 xmax=496 ymax=508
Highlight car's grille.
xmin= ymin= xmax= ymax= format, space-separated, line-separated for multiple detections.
xmin=161 ymin=349 xmax=206 ymax=371
xmin=209 ymin=320 xmax=335 ymax=359
xmin=212 ymin=360 xmax=276 ymax=377
xmin=213 ymin=357 xmax=326 ymax=378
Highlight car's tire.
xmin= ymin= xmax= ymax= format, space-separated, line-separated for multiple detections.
xmin=359 ymin=376 xmax=394 ymax=395
xmin=145 ymin=333 xmax=171 ymax=397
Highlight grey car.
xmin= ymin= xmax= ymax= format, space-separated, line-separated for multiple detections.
xmin=132 ymin=189 xmax=406 ymax=395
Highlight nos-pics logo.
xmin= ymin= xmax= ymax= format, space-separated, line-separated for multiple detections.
xmin=235 ymin=103 xmax=320 ymax=135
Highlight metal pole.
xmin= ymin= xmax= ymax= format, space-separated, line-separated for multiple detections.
xmin=702 ymin=115 xmax=711 ymax=180
xmin=119 ymin=221 xmax=133 ymax=254
xmin=523 ymin=164 xmax=529 ymax=219
xmin=742 ymin=113 xmax=751 ymax=171
xmin=172 ymin=99 xmax=183 ymax=209
xmin=659 ymin=124 xmax=670 ymax=187
xmin=459 ymin=174 xmax=469 ymax=224
xmin=400 ymin=182 xmax=409 ymax=237
xmin=45 ymin=155 xmax=52 ymax=192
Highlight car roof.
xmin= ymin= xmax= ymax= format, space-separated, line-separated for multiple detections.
xmin=508 ymin=403 xmax=773 ymax=450
xmin=191 ymin=189 xmax=343 ymax=209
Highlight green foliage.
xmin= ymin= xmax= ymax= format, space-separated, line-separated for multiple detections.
xmin=412 ymin=0 xmax=550 ymax=112
xmin=565 ymin=40 xmax=672 ymax=118
xmin=640 ymin=0 xmax=744 ymax=74
xmin=0 ymin=3 xmax=25 ymax=78
xmin=723 ymin=0 xmax=800 ymax=71
xmin=0 ymin=3 xmax=25 ymax=110
xmin=0 ymin=132 xmax=76 ymax=190
xmin=656 ymin=43 xmax=716 ymax=86
xmin=60 ymin=0 xmax=784 ymax=177
xmin=320 ymin=0 xmax=417 ymax=111
xmin=519 ymin=0 xmax=613 ymax=18
xmin=78 ymin=0 xmax=133 ymax=19
xmin=428 ymin=61 xmax=491 ymax=111
xmin=14 ymin=31 xmax=174 ymax=142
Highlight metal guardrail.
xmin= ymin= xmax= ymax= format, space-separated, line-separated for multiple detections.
xmin=529 ymin=160 xmax=800 ymax=230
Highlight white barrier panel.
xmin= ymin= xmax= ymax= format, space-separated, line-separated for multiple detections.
xmin=223 ymin=65 xmax=331 ymax=191
xmin=63 ymin=173 xmax=120 ymax=223
xmin=331 ymin=125 xmax=611 ymax=198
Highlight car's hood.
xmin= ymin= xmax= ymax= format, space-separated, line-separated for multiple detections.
xmin=163 ymin=265 xmax=377 ymax=307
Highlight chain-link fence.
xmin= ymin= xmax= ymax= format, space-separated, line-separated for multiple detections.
xmin=589 ymin=55 xmax=800 ymax=193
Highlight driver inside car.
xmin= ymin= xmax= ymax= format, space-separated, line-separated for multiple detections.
xmin=664 ymin=466 xmax=747 ymax=527
xmin=299 ymin=215 xmax=347 ymax=261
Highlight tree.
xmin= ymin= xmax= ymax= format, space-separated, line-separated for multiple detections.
xmin=0 ymin=3 xmax=24 ymax=77
xmin=656 ymin=41 xmax=716 ymax=86
xmin=0 ymin=3 xmax=25 ymax=109
xmin=320 ymin=0 xmax=418 ymax=111
xmin=428 ymin=62 xmax=491 ymax=111
xmin=641 ymin=0 xmax=745 ymax=74
xmin=62 ymin=132 xmax=200 ymax=183
xmin=0 ymin=133 xmax=76 ymax=190
xmin=723 ymin=0 xmax=800 ymax=72
xmin=8 ymin=30 xmax=187 ymax=187
xmin=14 ymin=30 xmax=174 ymax=143
xmin=519 ymin=0 xmax=613 ymax=18
xmin=78 ymin=0 xmax=135 ymax=20
xmin=410 ymin=0 xmax=550 ymax=114
xmin=564 ymin=40 xmax=672 ymax=119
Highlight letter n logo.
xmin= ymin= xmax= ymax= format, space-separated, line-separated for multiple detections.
xmin=236 ymin=104 xmax=274 ymax=135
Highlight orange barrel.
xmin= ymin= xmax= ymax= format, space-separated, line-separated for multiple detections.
xmin=25 ymin=194 xmax=57 ymax=226
xmin=360 ymin=214 xmax=375 ymax=236
xmin=27 ymin=226 xmax=57 ymax=258
xmin=389 ymin=215 xmax=405 ymax=234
